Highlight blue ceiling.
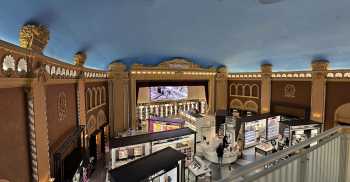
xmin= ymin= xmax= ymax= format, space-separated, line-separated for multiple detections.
xmin=1 ymin=0 xmax=350 ymax=72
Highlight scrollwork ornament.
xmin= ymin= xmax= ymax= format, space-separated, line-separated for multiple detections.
xmin=284 ymin=84 xmax=296 ymax=98
xmin=58 ymin=92 xmax=67 ymax=122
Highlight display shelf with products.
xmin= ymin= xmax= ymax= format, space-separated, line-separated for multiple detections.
xmin=267 ymin=116 xmax=280 ymax=140
xmin=243 ymin=119 xmax=266 ymax=149
xmin=109 ymin=147 xmax=186 ymax=182
xmin=187 ymin=156 xmax=212 ymax=182
xmin=110 ymin=128 xmax=196 ymax=170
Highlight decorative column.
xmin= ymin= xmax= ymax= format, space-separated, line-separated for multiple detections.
xmin=109 ymin=62 xmax=129 ymax=135
xmin=27 ymin=67 xmax=51 ymax=182
xmin=74 ymin=52 xmax=87 ymax=127
xmin=260 ymin=64 xmax=272 ymax=114
xmin=215 ymin=67 xmax=228 ymax=111
xmin=20 ymin=24 xmax=51 ymax=182
xmin=310 ymin=60 xmax=329 ymax=125
xmin=160 ymin=106 xmax=164 ymax=117
xmin=208 ymin=75 xmax=216 ymax=114
xmin=130 ymin=77 xmax=137 ymax=128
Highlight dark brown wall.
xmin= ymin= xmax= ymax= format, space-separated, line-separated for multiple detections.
xmin=271 ymin=81 xmax=311 ymax=118
xmin=0 ymin=87 xmax=31 ymax=181
xmin=46 ymin=84 xmax=77 ymax=152
xmin=227 ymin=80 xmax=261 ymax=112
xmin=325 ymin=82 xmax=350 ymax=129
xmin=271 ymin=81 xmax=312 ymax=107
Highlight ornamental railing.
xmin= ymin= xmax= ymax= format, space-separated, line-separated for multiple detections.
xmin=0 ymin=40 xmax=108 ymax=79
xmin=228 ymin=72 xmax=262 ymax=79
xmin=271 ymin=71 xmax=312 ymax=80
xmin=219 ymin=125 xmax=350 ymax=182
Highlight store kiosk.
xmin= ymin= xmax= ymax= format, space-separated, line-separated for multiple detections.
xmin=109 ymin=147 xmax=185 ymax=182
xmin=109 ymin=128 xmax=196 ymax=169
xmin=279 ymin=119 xmax=321 ymax=146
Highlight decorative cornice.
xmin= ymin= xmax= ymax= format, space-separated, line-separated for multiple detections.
xmin=19 ymin=24 xmax=49 ymax=53
xmin=131 ymin=58 xmax=216 ymax=71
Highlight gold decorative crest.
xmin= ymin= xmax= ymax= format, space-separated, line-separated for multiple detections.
xmin=284 ymin=84 xmax=296 ymax=98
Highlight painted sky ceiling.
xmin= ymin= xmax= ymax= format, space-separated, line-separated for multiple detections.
xmin=1 ymin=0 xmax=350 ymax=72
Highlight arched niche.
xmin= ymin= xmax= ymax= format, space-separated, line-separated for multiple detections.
xmin=87 ymin=115 xmax=97 ymax=135
xmin=97 ymin=109 xmax=107 ymax=128
xmin=244 ymin=100 xmax=259 ymax=113
xmin=335 ymin=103 xmax=350 ymax=125
xmin=230 ymin=99 xmax=244 ymax=110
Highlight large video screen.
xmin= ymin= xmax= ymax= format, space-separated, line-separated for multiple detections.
xmin=150 ymin=86 xmax=188 ymax=101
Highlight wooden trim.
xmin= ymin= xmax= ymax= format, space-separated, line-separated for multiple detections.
xmin=85 ymin=79 xmax=110 ymax=83
xmin=229 ymin=95 xmax=259 ymax=99
xmin=326 ymin=79 xmax=350 ymax=82
xmin=87 ymin=103 xmax=107 ymax=114
xmin=0 ymin=77 xmax=31 ymax=88
xmin=45 ymin=79 xmax=78 ymax=85
xmin=272 ymin=78 xmax=312 ymax=82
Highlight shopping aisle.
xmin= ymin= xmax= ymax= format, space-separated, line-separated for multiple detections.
xmin=89 ymin=156 xmax=107 ymax=182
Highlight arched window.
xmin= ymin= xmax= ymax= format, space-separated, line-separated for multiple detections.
xmin=102 ymin=87 xmax=106 ymax=103
xmin=251 ymin=84 xmax=259 ymax=98
xmin=230 ymin=84 xmax=237 ymax=96
xmin=237 ymin=84 xmax=244 ymax=96
xmin=92 ymin=88 xmax=97 ymax=108
xmin=244 ymin=84 xmax=250 ymax=96
xmin=86 ymin=88 xmax=92 ymax=110
xmin=97 ymin=87 xmax=102 ymax=105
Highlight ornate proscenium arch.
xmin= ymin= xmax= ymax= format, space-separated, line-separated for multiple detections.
xmin=129 ymin=58 xmax=218 ymax=128
xmin=334 ymin=103 xmax=350 ymax=125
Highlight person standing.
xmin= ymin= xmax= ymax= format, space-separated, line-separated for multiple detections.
xmin=216 ymin=143 xmax=224 ymax=165
xmin=223 ymin=135 xmax=228 ymax=148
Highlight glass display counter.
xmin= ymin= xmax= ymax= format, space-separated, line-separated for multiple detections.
xmin=109 ymin=128 xmax=196 ymax=170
